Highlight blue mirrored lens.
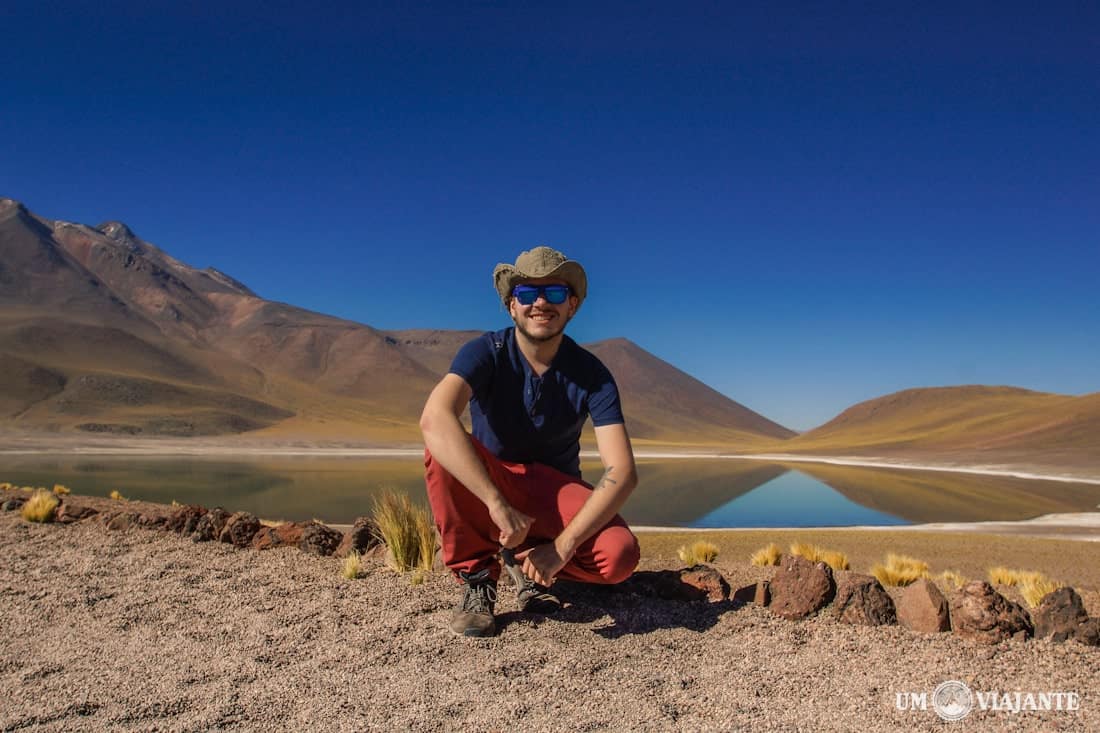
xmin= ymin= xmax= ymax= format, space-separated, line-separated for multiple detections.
xmin=512 ymin=285 xmax=570 ymax=305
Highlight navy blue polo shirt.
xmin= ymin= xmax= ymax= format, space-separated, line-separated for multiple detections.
xmin=449 ymin=327 xmax=625 ymax=479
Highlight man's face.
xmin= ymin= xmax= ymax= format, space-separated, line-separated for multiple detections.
xmin=508 ymin=277 xmax=579 ymax=343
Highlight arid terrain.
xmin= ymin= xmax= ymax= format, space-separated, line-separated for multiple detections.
xmin=3 ymin=493 xmax=1100 ymax=732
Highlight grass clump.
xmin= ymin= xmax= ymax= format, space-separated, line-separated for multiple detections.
xmin=371 ymin=489 xmax=436 ymax=577
xmin=1020 ymin=576 xmax=1062 ymax=608
xmin=341 ymin=551 xmax=363 ymax=580
xmin=21 ymin=490 xmax=60 ymax=523
xmin=936 ymin=570 xmax=967 ymax=590
xmin=109 ymin=490 xmax=126 ymax=501
xmin=53 ymin=483 xmax=71 ymax=495
xmin=871 ymin=553 xmax=930 ymax=587
xmin=0 ymin=482 xmax=13 ymax=491
xmin=988 ymin=567 xmax=1047 ymax=588
xmin=677 ymin=540 xmax=720 ymax=565
xmin=788 ymin=542 xmax=849 ymax=571
xmin=750 ymin=542 xmax=782 ymax=567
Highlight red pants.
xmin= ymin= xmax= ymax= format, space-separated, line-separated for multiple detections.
xmin=424 ymin=439 xmax=639 ymax=584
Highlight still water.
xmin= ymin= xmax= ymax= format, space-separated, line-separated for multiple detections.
xmin=3 ymin=454 xmax=1099 ymax=528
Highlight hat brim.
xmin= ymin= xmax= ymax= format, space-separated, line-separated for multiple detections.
xmin=493 ymin=261 xmax=587 ymax=308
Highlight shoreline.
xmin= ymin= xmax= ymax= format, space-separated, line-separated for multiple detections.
xmin=3 ymin=440 xmax=1098 ymax=485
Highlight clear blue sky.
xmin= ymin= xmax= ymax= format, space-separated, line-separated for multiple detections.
xmin=2 ymin=2 xmax=1097 ymax=431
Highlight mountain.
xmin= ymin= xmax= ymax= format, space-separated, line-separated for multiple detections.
xmin=0 ymin=197 xmax=793 ymax=445
xmin=773 ymin=385 xmax=1100 ymax=467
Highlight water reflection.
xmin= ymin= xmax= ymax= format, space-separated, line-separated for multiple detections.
xmin=2 ymin=454 xmax=1098 ymax=528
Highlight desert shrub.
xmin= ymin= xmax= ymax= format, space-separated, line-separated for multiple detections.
xmin=109 ymin=490 xmax=127 ymax=501
xmin=21 ymin=490 xmax=60 ymax=523
xmin=818 ymin=550 xmax=850 ymax=572
xmin=52 ymin=484 xmax=71 ymax=495
xmin=937 ymin=570 xmax=967 ymax=590
xmin=750 ymin=543 xmax=782 ymax=567
xmin=371 ymin=490 xmax=436 ymax=575
xmin=871 ymin=553 xmax=930 ymax=587
xmin=1020 ymin=576 xmax=1062 ymax=608
xmin=341 ymin=551 xmax=363 ymax=580
xmin=987 ymin=567 xmax=1045 ymax=587
xmin=678 ymin=540 xmax=720 ymax=565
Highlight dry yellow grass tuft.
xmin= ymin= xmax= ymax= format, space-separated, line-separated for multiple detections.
xmin=0 ymin=482 xmax=13 ymax=491
xmin=677 ymin=540 xmax=720 ymax=565
xmin=787 ymin=542 xmax=848 ymax=571
xmin=52 ymin=483 xmax=71 ymax=495
xmin=818 ymin=550 xmax=850 ymax=572
xmin=260 ymin=518 xmax=286 ymax=528
xmin=21 ymin=490 xmax=60 ymax=523
xmin=749 ymin=543 xmax=782 ymax=567
xmin=1020 ymin=576 xmax=1062 ymax=608
xmin=871 ymin=553 xmax=930 ymax=587
xmin=987 ymin=567 xmax=1046 ymax=587
xmin=371 ymin=489 xmax=436 ymax=576
xmin=937 ymin=570 xmax=967 ymax=590
xmin=341 ymin=551 xmax=363 ymax=580
xmin=109 ymin=490 xmax=126 ymax=501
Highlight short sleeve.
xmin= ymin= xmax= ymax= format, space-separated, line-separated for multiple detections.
xmin=587 ymin=362 xmax=625 ymax=427
xmin=449 ymin=334 xmax=496 ymax=395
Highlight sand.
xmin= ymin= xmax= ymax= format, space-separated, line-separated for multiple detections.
xmin=3 ymin=506 xmax=1099 ymax=732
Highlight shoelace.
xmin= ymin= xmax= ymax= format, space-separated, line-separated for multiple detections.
xmin=459 ymin=569 xmax=497 ymax=614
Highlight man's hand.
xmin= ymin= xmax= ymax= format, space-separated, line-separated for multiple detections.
xmin=488 ymin=499 xmax=533 ymax=549
xmin=516 ymin=541 xmax=573 ymax=586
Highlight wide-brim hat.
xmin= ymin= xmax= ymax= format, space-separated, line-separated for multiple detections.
xmin=492 ymin=246 xmax=588 ymax=309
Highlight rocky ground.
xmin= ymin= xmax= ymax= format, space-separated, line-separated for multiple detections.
xmin=2 ymin=498 xmax=1099 ymax=732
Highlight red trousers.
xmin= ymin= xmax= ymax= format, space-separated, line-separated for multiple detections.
xmin=424 ymin=438 xmax=639 ymax=584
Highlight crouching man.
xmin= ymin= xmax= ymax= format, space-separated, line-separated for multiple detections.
xmin=420 ymin=246 xmax=640 ymax=637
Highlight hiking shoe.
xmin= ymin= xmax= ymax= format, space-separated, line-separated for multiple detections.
xmin=450 ymin=568 xmax=497 ymax=637
xmin=516 ymin=581 xmax=562 ymax=614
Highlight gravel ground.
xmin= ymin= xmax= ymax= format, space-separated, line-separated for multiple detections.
xmin=2 ymin=510 xmax=1099 ymax=732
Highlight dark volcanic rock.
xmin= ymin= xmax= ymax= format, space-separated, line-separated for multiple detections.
xmin=334 ymin=516 xmax=379 ymax=559
xmin=191 ymin=507 xmax=231 ymax=542
xmin=833 ymin=574 xmax=896 ymax=626
xmin=105 ymin=512 xmax=140 ymax=531
xmin=137 ymin=513 xmax=167 ymax=528
xmin=3 ymin=497 xmax=28 ymax=511
xmin=679 ymin=565 xmax=730 ymax=602
xmin=219 ymin=512 xmax=261 ymax=548
xmin=166 ymin=505 xmax=208 ymax=534
xmin=55 ymin=503 xmax=99 ymax=524
xmin=949 ymin=581 xmax=1033 ymax=644
xmin=769 ymin=555 xmax=836 ymax=620
xmin=299 ymin=522 xmax=343 ymax=556
xmin=251 ymin=522 xmax=306 ymax=551
xmin=1032 ymin=587 xmax=1097 ymax=646
xmin=897 ymin=578 xmax=951 ymax=633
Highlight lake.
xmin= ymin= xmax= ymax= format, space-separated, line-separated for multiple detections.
xmin=3 ymin=454 xmax=1099 ymax=528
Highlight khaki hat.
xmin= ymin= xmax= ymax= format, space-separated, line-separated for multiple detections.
xmin=492 ymin=246 xmax=588 ymax=309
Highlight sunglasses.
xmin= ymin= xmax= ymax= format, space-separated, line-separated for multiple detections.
xmin=512 ymin=284 xmax=571 ymax=306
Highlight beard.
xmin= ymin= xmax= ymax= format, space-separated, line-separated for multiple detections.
xmin=512 ymin=310 xmax=572 ymax=343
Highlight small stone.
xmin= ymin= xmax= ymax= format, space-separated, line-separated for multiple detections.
xmin=833 ymin=574 xmax=896 ymax=626
xmin=251 ymin=522 xmax=306 ymax=550
xmin=1032 ymin=587 xmax=1089 ymax=643
xmin=55 ymin=503 xmax=99 ymax=524
xmin=897 ymin=579 xmax=951 ymax=633
xmin=219 ymin=512 xmax=261 ymax=548
xmin=2 ymin=498 xmax=27 ymax=511
xmin=334 ymin=516 xmax=379 ymax=558
xmin=754 ymin=581 xmax=770 ymax=606
xmin=769 ymin=555 xmax=836 ymax=620
xmin=191 ymin=507 xmax=231 ymax=542
xmin=679 ymin=565 xmax=730 ymax=602
xmin=949 ymin=581 xmax=1032 ymax=644
xmin=299 ymin=522 xmax=343 ymax=556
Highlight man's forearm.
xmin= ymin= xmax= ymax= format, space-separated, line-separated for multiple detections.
xmin=556 ymin=464 xmax=637 ymax=557
xmin=421 ymin=410 xmax=504 ymax=510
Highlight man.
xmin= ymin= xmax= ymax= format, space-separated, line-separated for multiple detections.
xmin=420 ymin=246 xmax=640 ymax=637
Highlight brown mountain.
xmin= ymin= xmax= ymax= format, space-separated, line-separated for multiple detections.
xmin=773 ymin=385 xmax=1100 ymax=468
xmin=0 ymin=198 xmax=792 ymax=445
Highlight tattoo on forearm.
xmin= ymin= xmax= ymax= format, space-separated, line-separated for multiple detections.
xmin=595 ymin=467 xmax=618 ymax=492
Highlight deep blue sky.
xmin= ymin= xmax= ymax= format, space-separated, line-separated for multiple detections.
xmin=2 ymin=2 xmax=1097 ymax=431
